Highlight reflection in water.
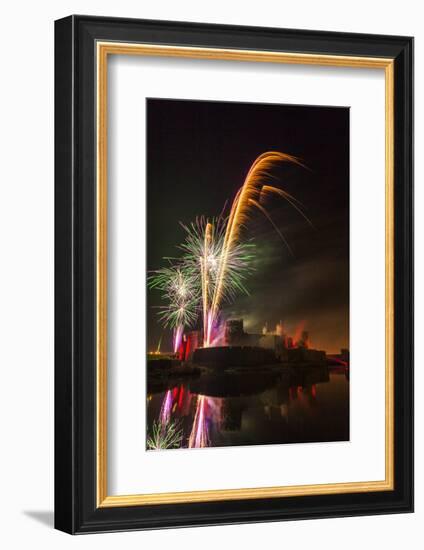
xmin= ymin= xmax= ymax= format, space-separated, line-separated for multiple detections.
xmin=188 ymin=395 xmax=210 ymax=448
xmin=159 ymin=389 xmax=173 ymax=425
xmin=146 ymin=366 xmax=349 ymax=450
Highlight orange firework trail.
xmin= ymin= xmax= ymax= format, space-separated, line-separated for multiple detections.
xmin=248 ymin=198 xmax=293 ymax=255
xmin=205 ymin=151 xmax=309 ymax=346
xmin=260 ymin=185 xmax=314 ymax=229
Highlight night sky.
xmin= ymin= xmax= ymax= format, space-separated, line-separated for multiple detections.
xmin=147 ymin=98 xmax=349 ymax=354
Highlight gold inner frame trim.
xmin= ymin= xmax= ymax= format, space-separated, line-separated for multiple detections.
xmin=96 ymin=42 xmax=395 ymax=508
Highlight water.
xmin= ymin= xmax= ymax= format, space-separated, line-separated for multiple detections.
xmin=146 ymin=365 xmax=349 ymax=450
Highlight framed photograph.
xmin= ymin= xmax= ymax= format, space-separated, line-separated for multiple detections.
xmin=54 ymin=15 xmax=413 ymax=533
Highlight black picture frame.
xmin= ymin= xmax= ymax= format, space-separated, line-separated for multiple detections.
xmin=55 ymin=15 xmax=413 ymax=534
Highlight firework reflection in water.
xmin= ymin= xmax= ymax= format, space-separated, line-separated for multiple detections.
xmin=188 ymin=395 xmax=210 ymax=448
xmin=159 ymin=389 xmax=173 ymax=425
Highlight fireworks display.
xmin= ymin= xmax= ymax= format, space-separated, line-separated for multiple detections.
xmin=149 ymin=151 xmax=311 ymax=351
xmin=206 ymin=151 xmax=311 ymax=346
xmin=146 ymin=100 xmax=350 ymax=454
xmin=179 ymin=216 xmax=255 ymax=346
xmin=147 ymin=266 xmax=199 ymax=352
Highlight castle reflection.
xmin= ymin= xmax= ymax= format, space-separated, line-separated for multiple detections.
xmin=146 ymin=365 xmax=349 ymax=450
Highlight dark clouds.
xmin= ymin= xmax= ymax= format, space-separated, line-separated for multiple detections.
xmin=147 ymin=98 xmax=349 ymax=354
